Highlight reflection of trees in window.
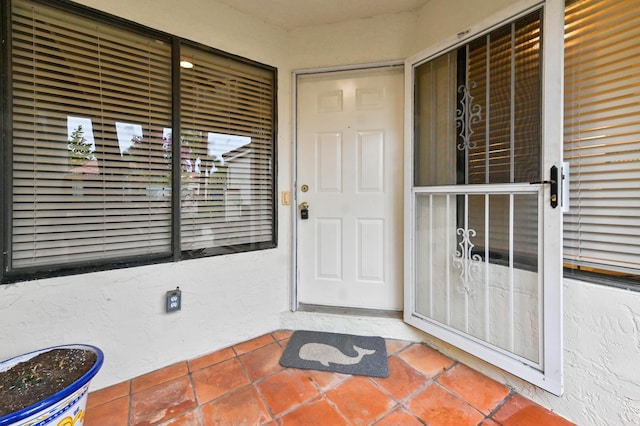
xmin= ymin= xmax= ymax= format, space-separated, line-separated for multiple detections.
xmin=116 ymin=122 xmax=144 ymax=156
xmin=162 ymin=129 xmax=172 ymax=160
xmin=67 ymin=125 xmax=95 ymax=167
xmin=67 ymin=116 xmax=98 ymax=175
xmin=180 ymin=130 xmax=246 ymax=214
xmin=118 ymin=128 xmax=172 ymax=198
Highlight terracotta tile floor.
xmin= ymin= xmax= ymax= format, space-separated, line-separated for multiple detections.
xmin=85 ymin=330 xmax=575 ymax=426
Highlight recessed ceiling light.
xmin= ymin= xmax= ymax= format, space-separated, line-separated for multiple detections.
xmin=180 ymin=60 xmax=194 ymax=69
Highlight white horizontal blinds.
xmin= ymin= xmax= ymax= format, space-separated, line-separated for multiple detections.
xmin=466 ymin=11 xmax=542 ymax=185
xmin=180 ymin=45 xmax=274 ymax=251
xmin=11 ymin=0 xmax=173 ymax=268
xmin=564 ymin=0 xmax=640 ymax=276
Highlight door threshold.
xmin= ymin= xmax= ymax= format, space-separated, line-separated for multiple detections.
xmin=298 ymin=303 xmax=402 ymax=319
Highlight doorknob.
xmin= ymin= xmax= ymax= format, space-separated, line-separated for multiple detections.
xmin=299 ymin=202 xmax=309 ymax=220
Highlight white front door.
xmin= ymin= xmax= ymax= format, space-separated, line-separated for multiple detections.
xmin=296 ymin=67 xmax=404 ymax=311
xmin=405 ymin=0 xmax=564 ymax=395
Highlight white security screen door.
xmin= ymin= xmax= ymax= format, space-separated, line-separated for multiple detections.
xmin=297 ymin=67 xmax=404 ymax=311
xmin=404 ymin=0 xmax=564 ymax=395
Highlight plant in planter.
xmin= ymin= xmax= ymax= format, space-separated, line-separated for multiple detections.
xmin=0 ymin=345 xmax=103 ymax=426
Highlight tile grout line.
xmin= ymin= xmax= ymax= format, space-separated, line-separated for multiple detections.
xmin=323 ymin=392 xmax=354 ymax=426
xmin=250 ymin=380 xmax=278 ymax=424
xmin=434 ymin=366 xmax=513 ymax=422
xmin=486 ymin=389 xmax=516 ymax=424
xmin=234 ymin=342 xmax=279 ymax=423
xmin=273 ymin=393 xmax=327 ymax=423
xmin=395 ymin=378 xmax=435 ymax=415
xmin=431 ymin=380 xmax=487 ymax=415
xmin=185 ymin=360 xmax=202 ymax=413
xmin=127 ymin=379 xmax=133 ymax=426
xmin=311 ymin=374 xmax=361 ymax=426
xmin=365 ymin=401 xmax=403 ymax=426
xmin=272 ymin=365 xmax=345 ymax=421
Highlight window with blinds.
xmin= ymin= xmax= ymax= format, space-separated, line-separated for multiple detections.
xmin=179 ymin=45 xmax=275 ymax=254
xmin=564 ymin=0 xmax=640 ymax=284
xmin=3 ymin=0 xmax=276 ymax=282
xmin=10 ymin=0 xmax=173 ymax=270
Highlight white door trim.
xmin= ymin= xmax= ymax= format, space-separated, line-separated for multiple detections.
xmin=403 ymin=0 xmax=564 ymax=395
xmin=291 ymin=61 xmax=403 ymax=312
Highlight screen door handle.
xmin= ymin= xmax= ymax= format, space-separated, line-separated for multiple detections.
xmin=530 ymin=165 xmax=559 ymax=208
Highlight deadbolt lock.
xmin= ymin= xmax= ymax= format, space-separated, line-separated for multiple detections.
xmin=301 ymin=184 xmax=309 ymax=193
xmin=299 ymin=202 xmax=309 ymax=220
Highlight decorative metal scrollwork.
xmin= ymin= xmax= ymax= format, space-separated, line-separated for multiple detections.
xmin=455 ymin=82 xmax=482 ymax=151
xmin=452 ymin=227 xmax=483 ymax=295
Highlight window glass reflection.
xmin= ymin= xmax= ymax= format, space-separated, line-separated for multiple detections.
xmin=116 ymin=122 xmax=144 ymax=156
xmin=67 ymin=116 xmax=98 ymax=174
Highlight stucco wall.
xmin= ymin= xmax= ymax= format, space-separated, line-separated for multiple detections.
xmin=413 ymin=0 xmax=527 ymax=52
xmin=288 ymin=12 xmax=416 ymax=69
xmin=74 ymin=0 xmax=287 ymax=67
xmin=0 ymin=254 xmax=290 ymax=389
xmin=542 ymin=280 xmax=640 ymax=425
xmin=1 ymin=1 xmax=639 ymax=425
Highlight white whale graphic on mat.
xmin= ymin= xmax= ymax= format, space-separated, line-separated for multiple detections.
xmin=299 ymin=343 xmax=376 ymax=366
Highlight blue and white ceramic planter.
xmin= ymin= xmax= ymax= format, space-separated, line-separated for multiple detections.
xmin=0 ymin=345 xmax=103 ymax=426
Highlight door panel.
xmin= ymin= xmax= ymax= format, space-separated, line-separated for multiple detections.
xmin=317 ymin=132 xmax=342 ymax=191
xmin=405 ymin=0 xmax=564 ymax=395
xmin=297 ymin=67 xmax=404 ymax=311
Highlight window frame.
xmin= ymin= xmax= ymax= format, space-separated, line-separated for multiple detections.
xmin=177 ymin=39 xmax=278 ymax=258
xmin=0 ymin=0 xmax=277 ymax=284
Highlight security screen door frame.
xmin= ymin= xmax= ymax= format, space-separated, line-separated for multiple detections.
xmin=403 ymin=0 xmax=564 ymax=395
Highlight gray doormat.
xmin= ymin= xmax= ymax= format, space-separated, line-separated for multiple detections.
xmin=279 ymin=330 xmax=389 ymax=378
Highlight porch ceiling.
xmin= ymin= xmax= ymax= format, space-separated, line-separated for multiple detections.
xmin=213 ymin=0 xmax=431 ymax=30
